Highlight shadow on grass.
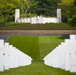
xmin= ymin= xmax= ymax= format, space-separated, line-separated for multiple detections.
xmin=57 ymin=35 xmax=69 ymax=40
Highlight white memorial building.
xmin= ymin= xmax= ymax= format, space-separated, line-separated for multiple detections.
xmin=15 ymin=9 xmax=62 ymax=24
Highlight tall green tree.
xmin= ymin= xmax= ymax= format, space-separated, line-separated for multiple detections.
xmin=20 ymin=0 xmax=28 ymax=13
xmin=70 ymin=0 xmax=76 ymax=16
xmin=0 ymin=0 xmax=28 ymax=18
xmin=28 ymin=0 xmax=58 ymax=17
xmin=68 ymin=0 xmax=76 ymax=26
xmin=58 ymin=0 xmax=74 ymax=22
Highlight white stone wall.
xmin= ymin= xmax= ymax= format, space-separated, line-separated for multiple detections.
xmin=17 ymin=16 xmax=60 ymax=24
xmin=0 ymin=39 xmax=32 ymax=72
xmin=43 ymin=35 xmax=76 ymax=72
xmin=15 ymin=9 xmax=61 ymax=24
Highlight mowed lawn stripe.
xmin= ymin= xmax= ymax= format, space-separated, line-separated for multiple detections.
xmin=0 ymin=62 xmax=75 ymax=75
xmin=39 ymin=36 xmax=65 ymax=60
xmin=6 ymin=36 xmax=40 ymax=60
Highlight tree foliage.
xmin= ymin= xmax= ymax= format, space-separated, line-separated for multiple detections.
xmin=28 ymin=0 xmax=58 ymax=17
xmin=0 ymin=0 xmax=28 ymax=18
xmin=68 ymin=0 xmax=76 ymax=26
xmin=61 ymin=0 xmax=74 ymax=4
xmin=0 ymin=0 xmax=76 ymax=26
xmin=58 ymin=0 xmax=74 ymax=22
xmin=59 ymin=0 xmax=76 ymax=26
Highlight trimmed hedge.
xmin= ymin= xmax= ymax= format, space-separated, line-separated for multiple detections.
xmin=0 ymin=23 xmax=76 ymax=30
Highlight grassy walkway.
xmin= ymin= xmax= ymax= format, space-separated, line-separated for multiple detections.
xmin=6 ymin=36 xmax=65 ymax=60
xmin=0 ymin=62 xmax=76 ymax=75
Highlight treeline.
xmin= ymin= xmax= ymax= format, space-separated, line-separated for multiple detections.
xmin=0 ymin=0 xmax=76 ymax=26
xmin=58 ymin=0 xmax=76 ymax=26
xmin=28 ymin=0 xmax=58 ymax=17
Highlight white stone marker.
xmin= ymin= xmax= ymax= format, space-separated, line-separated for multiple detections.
xmin=57 ymin=9 xmax=62 ymax=22
xmin=70 ymin=49 xmax=76 ymax=72
xmin=3 ymin=43 xmax=10 ymax=70
xmin=70 ymin=34 xmax=76 ymax=40
xmin=0 ymin=39 xmax=5 ymax=71
xmin=15 ymin=9 xmax=20 ymax=22
xmin=0 ymin=51 xmax=4 ymax=72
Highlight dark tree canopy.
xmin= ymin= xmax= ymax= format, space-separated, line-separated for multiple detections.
xmin=28 ymin=0 xmax=58 ymax=17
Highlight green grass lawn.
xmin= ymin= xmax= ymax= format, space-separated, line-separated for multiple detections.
xmin=6 ymin=36 xmax=66 ymax=60
xmin=0 ymin=23 xmax=76 ymax=30
xmin=0 ymin=62 xmax=76 ymax=75
xmin=0 ymin=35 xmax=75 ymax=75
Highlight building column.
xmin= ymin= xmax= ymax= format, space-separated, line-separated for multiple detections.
xmin=15 ymin=9 xmax=20 ymax=22
xmin=57 ymin=9 xmax=62 ymax=22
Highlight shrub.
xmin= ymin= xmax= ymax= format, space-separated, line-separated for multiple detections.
xmin=0 ymin=18 xmax=4 ymax=26
xmin=20 ymin=13 xmax=37 ymax=18
xmin=68 ymin=15 xmax=76 ymax=26
xmin=20 ymin=14 xmax=26 ymax=18
xmin=7 ymin=15 xmax=15 ymax=22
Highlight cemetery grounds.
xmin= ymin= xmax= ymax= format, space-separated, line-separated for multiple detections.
xmin=0 ymin=35 xmax=76 ymax=75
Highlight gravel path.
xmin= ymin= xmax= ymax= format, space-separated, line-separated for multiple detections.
xmin=0 ymin=30 xmax=76 ymax=35
xmin=0 ymin=30 xmax=76 ymax=41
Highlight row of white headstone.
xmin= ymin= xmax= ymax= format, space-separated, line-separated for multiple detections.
xmin=0 ymin=35 xmax=76 ymax=73
xmin=43 ymin=35 xmax=76 ymax=72
xmin=0 ymin=39 xmax=32 ymax=72
xmin=17 ymin=18 xmax=31 ymax=23
xmin=15 ymin=9 xmax=61 ymax=24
